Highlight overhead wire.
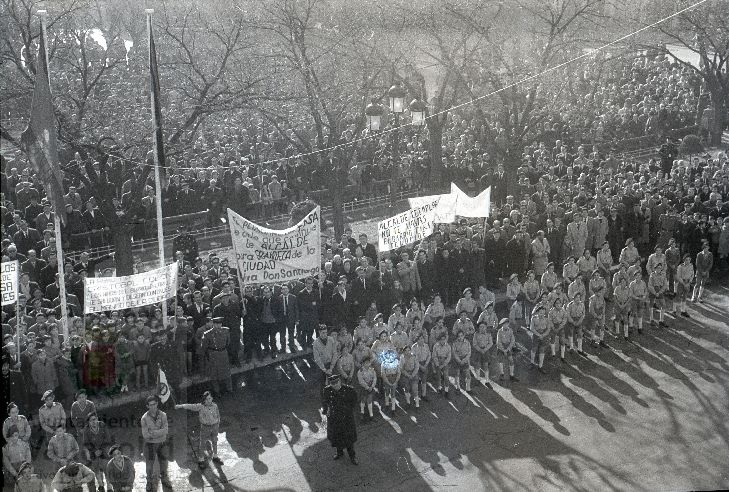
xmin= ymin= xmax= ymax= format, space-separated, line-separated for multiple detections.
xmin=60 ymin=0 xmax=710 ymax=173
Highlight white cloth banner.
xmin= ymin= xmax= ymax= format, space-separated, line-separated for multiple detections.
xmin=378 ymin=198 xmax=442 ymax=251
xmin=408 ymin=183 xmax=491 ymax=220
xmin=1 ymin=261 xmax=19 ymax=306
xmin=450 ymin=183 xmax=491 ymax=218
xmin=84 ymin=262 xmax=178 ymax=314
xmin=228 ymin=206 xmax=321 ymax=284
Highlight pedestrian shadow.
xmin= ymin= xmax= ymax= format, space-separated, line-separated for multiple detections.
xmin=509 ymin=383 xmax=571 ymax=435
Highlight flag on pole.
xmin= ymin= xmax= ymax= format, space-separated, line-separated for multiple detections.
xmin=20 ymin=26 xmax=66 ymax=225
xmin=147 ymin=12 xmax=166 ymax=172
xmin=157 ymin=365 xmax=171 ymax=404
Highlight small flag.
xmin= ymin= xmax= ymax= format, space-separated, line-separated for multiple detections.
xmin=147 ymin=13 xmax=166 ymax=172
xmin=20 ymin=26 xmax=67 ymax=225
xmin=157 ymin=366 xmax=171 ymax=404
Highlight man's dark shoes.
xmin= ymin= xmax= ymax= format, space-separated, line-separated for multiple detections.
xmin=333 ymin=453 xmax=343 ymax=461
xmin=510 ymin=375 xmax=519 ymax=382
xmin=350 ymin=457 xmax=359 ymax=465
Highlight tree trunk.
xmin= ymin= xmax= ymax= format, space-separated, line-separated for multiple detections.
xmin=709 ymin=95 xmax=725 ymax=147
xmin=427 ymin=121 xmax=444 ymax=190
xmin=332 ymin=155 xmax=346 ymax=238
xmin=112 ymin=225 xmax=134 ymax=276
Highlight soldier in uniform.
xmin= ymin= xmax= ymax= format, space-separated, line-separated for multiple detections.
xmin=613 ymin=277 xmax=632 ymax=340
xmin=530 ymin=305 xmax=550 ymax=373
xmin=398 ymin=345 xmax=420 ymax=408
xmin=472 ymin=322 xmax=494 ymax=387
xmin=588 ymin=292 xmax=608 ymax=349
xmin=629 ymin=268 xmax=648 ymax=334
xmin=496 ymin=318 xmax=519 ymax=381
xmin=202 ymin=317 xmax=232 ymax=394
xmin=451 ymin=330 xmax=472 ymax=394
xmin=172 ymin=225 xmax=199 ymax=265
xmin=692 ymin=241 xmax=713 ymax=303
xmin=620 ymin=238 xmax=640 ymax=267
xmin=675 ymin=254 xmax=694 ymax=317
xmin=665 ymin=238 xmax=681 ymax=296
xmin=322 ymin=375 xmax=359 ymax=465
xmin=431 ymin=332 xmax=452 ymax=398
xmin=411 ymin=332 xmax=431 ymax=402
xmin=648 ymin=263 xmax=669 ymax=328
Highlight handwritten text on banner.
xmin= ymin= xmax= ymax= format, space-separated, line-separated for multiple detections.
xmin=378 ymin=199 xmax=441 ymax=251
xmin=228 ymin=206 xmax=321 ymax=284
xmin=1 ymin=261 xmax=19 ymax=306
xmin=84 ymin=262 xmax=178 ymax=314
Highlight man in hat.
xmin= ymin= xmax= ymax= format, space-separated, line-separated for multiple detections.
xmin=51 ymin=461 xmax=96 ymax=491
xmin=202 ymin=317 xmax=232 ymax=394
xmin=212 ymin=287 xmax=243 ymax=365
xmin=141 ymin=395 xmax=172 ymax=492
xmin=322 ymin=374 xmax=359 ymax=465
xmin=172 ymin=224 xmax=199 ymax=265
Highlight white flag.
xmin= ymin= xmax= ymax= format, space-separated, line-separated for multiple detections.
xmin=157 ymin=367 xmax=171 ymax=403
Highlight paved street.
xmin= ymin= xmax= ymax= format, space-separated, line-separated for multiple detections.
xmin=31 ymin=286 xmax=729 ymax=491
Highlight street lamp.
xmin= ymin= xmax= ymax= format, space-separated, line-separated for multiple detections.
xmin=409 ymin=98 xmax=427 ymax=126
xmin=388 ymin=83 xmax=406 ymax=114
xmin=365 ymin=98 xmax=385 ymax=131
xmin=387 ymin=83 xmax=406 ymax=206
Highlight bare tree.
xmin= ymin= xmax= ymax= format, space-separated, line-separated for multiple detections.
xmin=254 ymin=0 xmax=389 ymax=235
xmin=633 ymin=0 xmax=728 ymax=146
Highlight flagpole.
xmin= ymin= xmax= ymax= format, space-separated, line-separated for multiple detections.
xmin=147 ymin=8 xmax=168 ymax=328
xmin=38 ymin=9 xmax=69 ymax=340
xmin=16 ymin=263 xmax=22 ymax=364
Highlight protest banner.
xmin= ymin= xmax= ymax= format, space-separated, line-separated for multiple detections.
xmin=378 ymin=198 xmax=442 ymax=251
xmin=84 ymin=262 xmax=178 ymax=314
xmin=1 ymin=260 xmax=19 ymax=306
xmin=450 ymin=183 xmax=491 ymax=218
xmin=228 ymin=206 xmax=321 ymax=284
xmin=408 ymin=183 xmax=491 ymax=220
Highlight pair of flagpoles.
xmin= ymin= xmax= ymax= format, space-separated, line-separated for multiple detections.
xmin=32 ymin=9 xmax=168 ymax=335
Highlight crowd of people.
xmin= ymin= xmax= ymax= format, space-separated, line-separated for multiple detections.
xmin=1 ymin=50 xmax=728 ymax=490
xmin=1 ymin=52 xmax=710 ymax=254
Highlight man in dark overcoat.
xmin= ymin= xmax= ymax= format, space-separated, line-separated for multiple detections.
xmin=322 ymin=374 xmax=358 ymax=465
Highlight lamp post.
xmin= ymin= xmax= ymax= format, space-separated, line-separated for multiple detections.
xmin=388 ymin=82 xmax=406 ymax=207
xmin=409 ymin=97 xmax=427 ymax=155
